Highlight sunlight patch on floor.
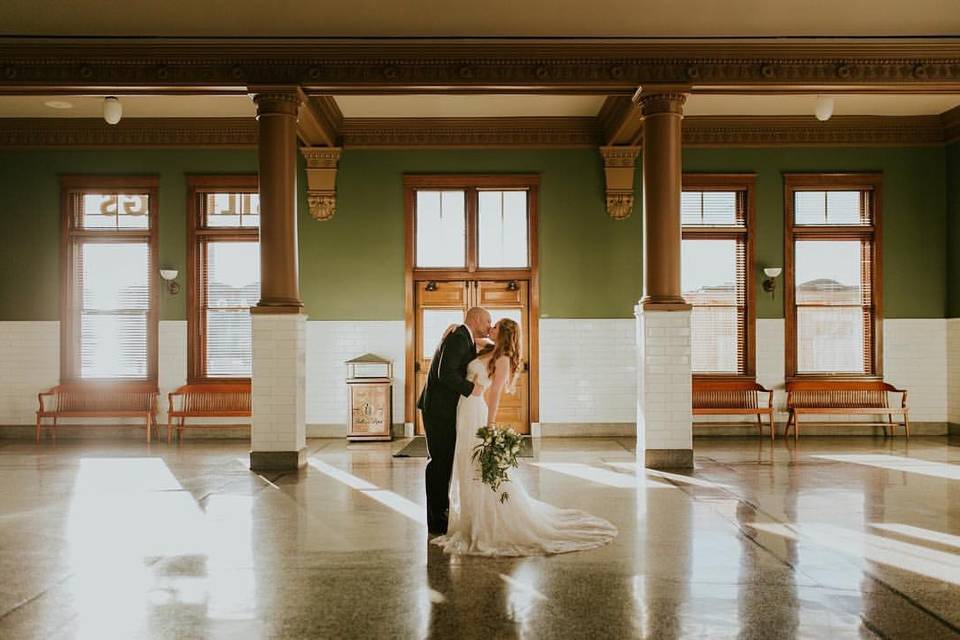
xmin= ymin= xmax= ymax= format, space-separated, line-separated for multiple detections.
xmin=812 ymin=454 xmax=960 ymax=481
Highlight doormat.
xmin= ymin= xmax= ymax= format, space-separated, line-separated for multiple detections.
xmin=393 ymin=436 xmax=534 ymax=458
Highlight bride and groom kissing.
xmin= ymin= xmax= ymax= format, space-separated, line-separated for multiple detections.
xmin=418 ymin=306 xmax=617 ymax=557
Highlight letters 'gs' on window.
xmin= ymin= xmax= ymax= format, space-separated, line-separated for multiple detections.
xmin=61 ymin=177 xmax=159 ymax=381
xmin=187 ymin=177 xmax=260 ymax=382
xmin=785 ymin=174 xmax=882 ymax=378
xmin=681 ymin=175 xmax=756 ymax=377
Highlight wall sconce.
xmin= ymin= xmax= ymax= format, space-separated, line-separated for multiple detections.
xmin=160 ymin=268 xmax=180 ymax=295
xmin=762 ymin=267 xmax=782 ymax=297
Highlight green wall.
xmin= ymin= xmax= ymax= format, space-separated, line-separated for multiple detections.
xmin=0 ymin=149 xmax=258 ymax=321
xmin=318 ymin=149 xmax=641 ymax=320
xmin=684 ymin=146 xmax=947 ymax=319
xmin=0 ymin=145 xmax=949 ymax=322
xmin=948 ymin=142 xmax=960 ymax=318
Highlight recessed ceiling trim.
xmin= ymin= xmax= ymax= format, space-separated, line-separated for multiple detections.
xmin=0 ymin=114 xmax=952 ymax=148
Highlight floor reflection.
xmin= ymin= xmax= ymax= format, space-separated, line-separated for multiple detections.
xmin=0 ymin=437 xmax=957 ymax=638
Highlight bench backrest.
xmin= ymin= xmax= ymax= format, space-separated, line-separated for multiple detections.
xmin=692 ymin=380 xmax=765 ymax=409
xmin=176 ymin=384 xmax=251 ymax=413
xmin=786 ymin=381 xmax=889 ymax=409
xmin=52 ymin=383 xmax=157 ymax=412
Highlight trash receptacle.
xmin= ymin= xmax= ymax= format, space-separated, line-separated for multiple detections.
xmin=345 ymin=353 xmax=393 ymax=441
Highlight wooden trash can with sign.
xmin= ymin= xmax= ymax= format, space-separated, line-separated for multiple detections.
xmin=345 ymin=354 xmax=393 ymax=441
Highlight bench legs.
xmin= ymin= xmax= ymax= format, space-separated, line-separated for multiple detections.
xmin=784 ymin=411 xmax=799 ymax=442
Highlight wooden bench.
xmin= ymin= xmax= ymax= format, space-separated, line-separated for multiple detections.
xmin=785 ymin=380 xmax=909 ymax=441
xmin=693 ymin=380 xmax=775 ymax=441
xmin=36 ymin=383 xmax=159 ymax=443
xmin=167 ymin=383 xmax=251 ymax=443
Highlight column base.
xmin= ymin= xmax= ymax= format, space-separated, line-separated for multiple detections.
xmin=644 ymin=448 xmax=694 ymax=470
xmin=250 ymin=447 xmax=308 ymax=472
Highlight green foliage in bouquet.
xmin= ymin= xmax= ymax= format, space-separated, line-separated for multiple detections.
xmin=471 ymin=425 xmax=524 ymax=503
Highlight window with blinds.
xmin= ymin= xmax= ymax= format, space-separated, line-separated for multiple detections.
xmin=61 ymin=178 xmax=158 ymax=382
xmin=785 ymin=176 xmax=881 ymax=377
xmin=187 ymin=177 xmax=260 ymax=382
xmin=681 ymin=175 xmax=755 ymax=377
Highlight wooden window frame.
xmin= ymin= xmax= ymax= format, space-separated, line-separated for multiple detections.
xmin=60 ymin=175 xmax=160 ymax=384
xmin=186 ymin=175 xmax=260 ymax=385
xmin=682 ymin=173 xmax=757 ymax=381
xmin=784 ymin=173 xmax=883 ymax=381
xmin=402 ymin=174 xmax=541 ymax=426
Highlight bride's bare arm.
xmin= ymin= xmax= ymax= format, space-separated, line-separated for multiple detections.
xmin=484 ymin=355 xmax=511 ymax=425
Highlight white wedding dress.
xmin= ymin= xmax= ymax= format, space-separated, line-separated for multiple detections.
xmin=431 ymin=358 xmax=618 ymax=556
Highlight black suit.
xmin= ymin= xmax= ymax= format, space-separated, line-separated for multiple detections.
xmin=417 ymin=324 xmax=476 ymax=533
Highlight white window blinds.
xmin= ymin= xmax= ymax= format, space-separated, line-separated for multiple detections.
xmin=204 ymin=241 xmax=260 ymax=377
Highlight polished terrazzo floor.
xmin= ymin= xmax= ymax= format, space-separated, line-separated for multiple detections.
xmin=0 ymin=435 xmax=958 ymax=639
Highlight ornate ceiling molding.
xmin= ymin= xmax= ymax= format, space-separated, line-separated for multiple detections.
xmin=340 ymin=117 xmax=601 ymax=147
xmin=0 ymin=117 xmax=257 ymax=147
xmin=1 ymin=37 xmax=959 ymax=92
xmin=0 ymin=113 xmax=953 ymax=148
xmin=680 ymin=115 xmax=947 ymax=147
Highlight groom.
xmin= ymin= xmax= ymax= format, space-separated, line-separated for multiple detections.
xmin=418 ymin=307 xmax=491 ymax=534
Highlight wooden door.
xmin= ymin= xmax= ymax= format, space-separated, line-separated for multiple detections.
xmin=414 ymin=280 xmax=468 ymax=435
xmin=413 ymin=279 xmax=530 ymax=435
xmin=476 ymin=280 xmax=530 ymax=433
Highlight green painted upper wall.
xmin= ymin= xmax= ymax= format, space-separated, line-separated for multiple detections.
xmin=0 ymin=149 xmax=257 ymax=321
xmin=316 ymin=149 xmax=642 ymax=320
xmin=947 ymin=142 xmax=960 ymax=318
xmin=0 ymin=145 xmax=949 ymax=321
xmin=684 ymin=146 xmax=947 ymax=319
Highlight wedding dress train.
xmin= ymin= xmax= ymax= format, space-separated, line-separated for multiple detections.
xmin=431 ymin=359 xmax=617 ymax=556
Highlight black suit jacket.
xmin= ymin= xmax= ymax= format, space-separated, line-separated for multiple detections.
xmin=417 ymin=325 xmax=476 ymax=425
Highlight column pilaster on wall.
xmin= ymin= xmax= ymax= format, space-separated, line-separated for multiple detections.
xmin=634 ymin=89 xmax=693 ymax=469
xmin=250 ymin=87 xmax=307 ymax=471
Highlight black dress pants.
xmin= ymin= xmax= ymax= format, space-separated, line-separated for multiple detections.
xmin=423 ymin=411 xmax=457 ymax=533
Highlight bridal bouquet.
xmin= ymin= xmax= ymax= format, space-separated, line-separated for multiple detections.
xmin=472 ymin=425 xmax=524 ymax=503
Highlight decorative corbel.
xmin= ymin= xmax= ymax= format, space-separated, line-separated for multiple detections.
xmin=301 ymin=146 xmax=342 ymax=222
xmin=599 ymin=146 xmax=640 ymax=220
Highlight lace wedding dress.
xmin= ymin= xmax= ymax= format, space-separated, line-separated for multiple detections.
xmin=431 ymin=358 xmax=617 ymax=556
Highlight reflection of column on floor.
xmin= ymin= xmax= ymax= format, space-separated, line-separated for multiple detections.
xmin=634 ymin=89 xmax=693 ymax=471
xmin=249 ymin=88 xmax=308 ymax=472
xmin=636 ymin=475 xmax=692 ymax=637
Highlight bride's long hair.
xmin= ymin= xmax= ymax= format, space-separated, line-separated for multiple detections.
xmin=477 ymin=318 xmax=522 ymax=394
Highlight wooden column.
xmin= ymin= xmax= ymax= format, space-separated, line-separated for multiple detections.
xmin=253 ymin=89 xmax=303 ymax=312
xmin=633 ymin=89 xmax=693 ymax=470
xmin=636 ymin=91 xmax=688 ymax=308
xmin=249 ymin=88 xmax=308 ymax=472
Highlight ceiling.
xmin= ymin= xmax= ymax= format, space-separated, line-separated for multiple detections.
xmin=2 ymin=93 xmax=959 ymax=120
xmin=2 ymin=0 xmax=958 ymax=37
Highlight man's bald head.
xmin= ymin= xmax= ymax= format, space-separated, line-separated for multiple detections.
xmin=465 ymin=307 xmax=492 ymax=340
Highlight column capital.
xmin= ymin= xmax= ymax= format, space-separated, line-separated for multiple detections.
xmin=251 ymin=86 xmax=306 ymax=118
xmin=634 ymin=89 xmax=689 ymax=117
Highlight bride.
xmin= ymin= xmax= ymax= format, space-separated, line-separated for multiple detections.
xmin=431 ymin=318 xmax=617 ymax=556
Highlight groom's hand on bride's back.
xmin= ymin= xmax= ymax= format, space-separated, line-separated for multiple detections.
xmin=471 ymin=384 xmax=483 ymax=397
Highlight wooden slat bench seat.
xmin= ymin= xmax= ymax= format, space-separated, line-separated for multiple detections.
xmin=36 ymin=383 xmax=159 ymax=443
xmin=785 ymin=380 xmax=909 ymax=441
xmin=693 ymin=380 xmax=775 ymax=441
xmin=167 ymin=383 xmax=251 ymax=443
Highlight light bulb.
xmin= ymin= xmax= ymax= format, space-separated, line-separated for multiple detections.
xmin=814 ymin=95 xmax=834 ymax=122
xmin=103 ymin=96 xmax=122 ymax=125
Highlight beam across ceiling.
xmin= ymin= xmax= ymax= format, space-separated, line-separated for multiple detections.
xmin=1 ymin=38 xmax=960 ymax=93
